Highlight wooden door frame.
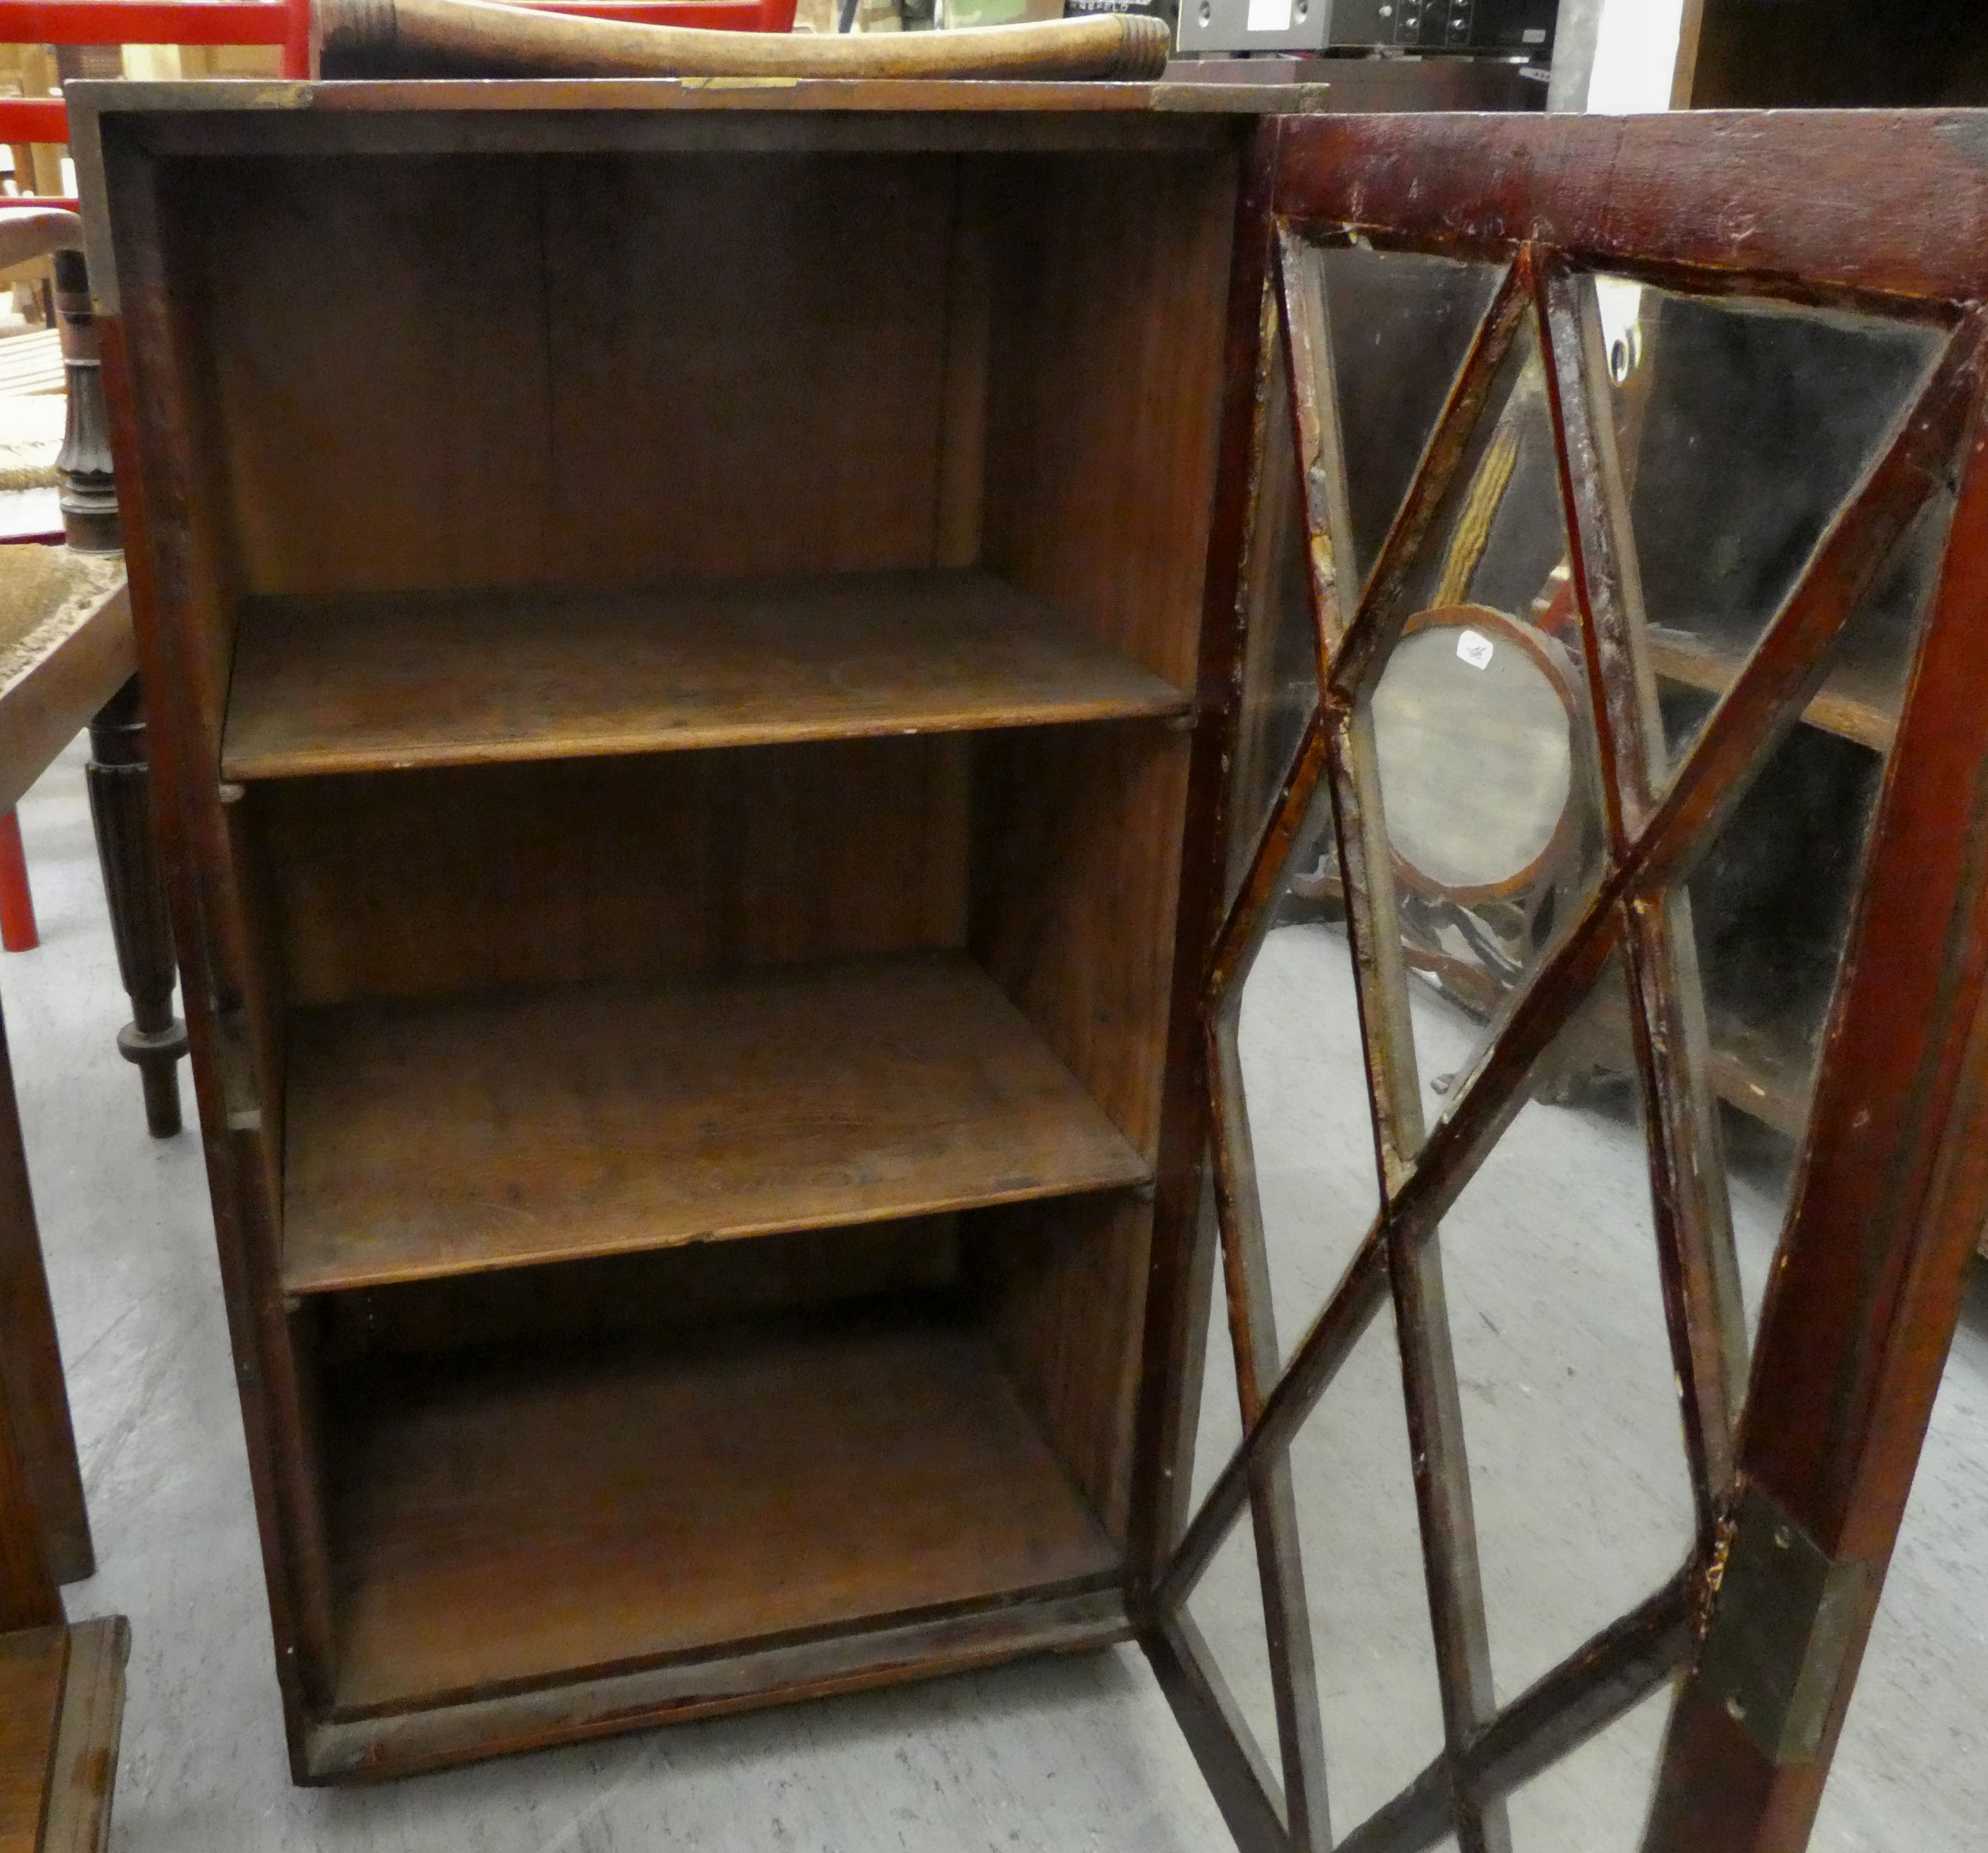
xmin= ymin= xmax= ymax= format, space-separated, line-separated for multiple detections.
xmin=1140 ymin=109 xmax=1988 ymax=1853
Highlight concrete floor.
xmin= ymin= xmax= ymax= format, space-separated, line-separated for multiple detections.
xmin=7 ymin=739 xmax=1985 ymax=1850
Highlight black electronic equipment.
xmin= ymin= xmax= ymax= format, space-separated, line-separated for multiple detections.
xmin=1175 ymin=0 xmax=1555 ymax=61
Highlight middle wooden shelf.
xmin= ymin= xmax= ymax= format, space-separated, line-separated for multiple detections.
xmin=222 ymin=568 xmax=1189 ymax=781
xmin=280 ymin=950 xmax=1151 ymax=1296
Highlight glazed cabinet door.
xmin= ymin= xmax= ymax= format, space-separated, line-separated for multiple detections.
xmin=1143 ymin=109 xmax=1988 ymax=1853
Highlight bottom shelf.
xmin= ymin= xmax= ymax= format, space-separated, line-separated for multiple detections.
xmin=326 ymin=1304 xmax=1121 ymax=1716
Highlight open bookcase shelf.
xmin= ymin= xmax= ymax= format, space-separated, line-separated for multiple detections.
xmin=223 ymin=570 xmax=1189 ymax=781
xmin=322 ymin=1306 xmax=1122 ymax=1717
xmin=281 ymin=952 xmax=1149 ymax=1295
xmin=105 ymin=91 xmax=1244 ymax=1778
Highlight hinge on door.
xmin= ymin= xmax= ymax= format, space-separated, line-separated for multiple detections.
xmin=1696 ymin=1481 xmax=1877 ymax=1768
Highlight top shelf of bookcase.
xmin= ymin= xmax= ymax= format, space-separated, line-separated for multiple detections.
xmin=221 ymin=568 xmax=1189 ymax=781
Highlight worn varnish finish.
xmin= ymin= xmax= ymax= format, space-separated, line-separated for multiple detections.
xmin=223 ymin=572 xmax=1187 ymax=780
xmin=80 ymin=79 xmax=1252 ymax=1782
xmin=1138 ymin=105 xmax=1988 ymax=1853
xmin=282 ymin=953 xmax=1149 ymax=1294
xmin=323 ymin=1310 xmax=1121 ymax=1714
xmin=84 ymin=78 xmax=1988 ymax=1844
xmin=1 ymin=1270 xmax=129 ymax=1853
xmin=0 ymin=1627 xmax=65 ymax=1852
xmin=0 ymin=1019 xmax=90 ymax=1595
xmin=33 ymin=1618 xmax=126 ymax=1853
xmin=254 ymin=738 xmax=972 ymax=1007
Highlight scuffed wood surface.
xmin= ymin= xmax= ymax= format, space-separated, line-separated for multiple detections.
xmin=224 ymin=571 xmax=1186 ymax=780
xmin=326 ymin=1312 xmax=1121 ymax=1711
xmin=283 ymin=952 xmax=1150 ymax=1293
xmin=0 ymin=1625 xmax=65 ymax=1852
xmin=37 ymin=1618 xmax=126 ymax=1853
xmin=1275 ymin=109 xmax=1988 ymax=309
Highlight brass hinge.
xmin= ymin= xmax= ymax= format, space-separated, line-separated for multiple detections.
xmin=1696 ymin=1481 xmax=1877 ymax=1768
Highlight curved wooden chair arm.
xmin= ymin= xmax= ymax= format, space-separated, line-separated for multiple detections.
xmin=0 ymin=208 xmax=83 ymax=275
xmin=320 ymin=0 xmax=1172 ymax=81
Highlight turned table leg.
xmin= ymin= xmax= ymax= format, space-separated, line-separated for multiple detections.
xmin=85 ymin=679 xmax=187 ymax=1140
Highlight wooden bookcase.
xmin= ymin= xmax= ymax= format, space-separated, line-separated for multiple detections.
xmin=79 ymin=81 xmax=1260 ymax=1780
xmin=72 ymin=85 xmax=1988 ymax=1849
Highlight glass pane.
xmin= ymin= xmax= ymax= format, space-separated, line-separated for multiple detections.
xmin=1361 ymin=311 xmax=1609 ymax=1145
xmin=1680 ymin=485 xmax=1954 ymax=1344
xmin=1438 ymin=953 xmax=1697 ymax=1703
xmin=1287 ymin=1292 xmax=1448 ymax=1838
xmin=1597 ymin=277 xmax=1943 ymax=775
xmin=1226 ymin=775 xmax=1384 ymax=1376
xmin=1182 ymin=1504 xmax=1287 ymax=1824
xmin=1507 ymin=1677 xmax=1676 ymax=1852
xmin=1300 ymin=241 xmax=1503 ymax=601
xmin=1227 ymin=324 xmax=1320 ymax=911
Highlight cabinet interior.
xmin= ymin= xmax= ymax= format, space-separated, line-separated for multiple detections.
xmin=148 ymin=133 xmax=1238 ymax=1716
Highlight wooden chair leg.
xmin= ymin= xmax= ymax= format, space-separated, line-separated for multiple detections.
xmin=85 ymin=678 xmax=187 ymax=1140
xmin=0 ymin=810 xmax=39 ymax=953
xmin=0 ymin=989 xmax=91 ymax=1589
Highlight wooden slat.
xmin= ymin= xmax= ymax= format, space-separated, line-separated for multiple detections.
xmin=223 ymin=571 xmax=1187 ymax=781
xmin=37 ymin=1618 xmax=127 ymax=1853
xmin=0 ymin=333 xmax=63 ymax=398
xmin=326 ymin=1310 xmax=1122 ymax=1713
xmin=282 ymin=951 xmax=1150 ymax=1294
xmin=1647 ymin=629 xmax=1900 ymax=754
xmin=0 ymin=1626 xmax=65 ymax=1853
xmin=308 ymin=1583 xmax=1128 ymax=1780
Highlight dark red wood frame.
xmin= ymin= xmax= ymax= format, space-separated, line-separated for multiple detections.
xmin=1137 ymin=109 xmax=1988 ymax=1853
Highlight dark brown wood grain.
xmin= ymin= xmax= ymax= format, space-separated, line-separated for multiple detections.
xmin=1129 ymin=116 xmax=1288 ymax=1600
xmin=223 ymin=574 xmax=1186 ymax=781
xmin=255 ymin=738 xmax=972 ymax=1007
xmin=0 ymin=1011 xmax=90 ymax=1594
xmin=1273 ymin=110 xmax=1988 ymax=316
xmin=0 ymin=1382 xmax=59 ymax=1636
xmin=0 ymin=1626 xmax=65 ymax=1851
xmin=307 ymin=1585 xmax=1131 ymax=1783
xmin=324 ymin=1309 xmax=1120 ymax=1714
xmin=36 ymin=1616 xmax=127 ymax=1853
xmin=98 ymin=161 xmax=339 ymax=1750
xmin=97 ymin=76 xmax=1988 ymax=1843
xmin=281 ymin=954 xmax=1148 ymax=1294
xmin=94 ymin=83 xmax=1255 ymax=1785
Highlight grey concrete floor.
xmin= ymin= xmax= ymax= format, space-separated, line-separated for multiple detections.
xmin=6 ymin=740 xmax=1984 ymax=1850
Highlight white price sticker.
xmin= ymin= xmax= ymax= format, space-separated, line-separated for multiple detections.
xmin=1246 ymin=0 xmax=1292 ymax=30
xmin=1457 ymin=629 xmax=1495 ymax=671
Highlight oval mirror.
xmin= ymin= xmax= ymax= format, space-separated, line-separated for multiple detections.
xmin=1370 ymin=605 xmax=1578 ymax=899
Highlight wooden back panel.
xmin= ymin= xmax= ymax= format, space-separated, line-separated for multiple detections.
xmin=192 ymin=150 xmax=958 ymax=598
xmin=253 ymin=735 xmax=970 ymax=1007
xmin=160 ymin=133 xmax=1237 ymax=1549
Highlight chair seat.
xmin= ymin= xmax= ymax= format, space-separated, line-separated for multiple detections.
xmin=0 ymin=551 xmax=132 ymax=816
